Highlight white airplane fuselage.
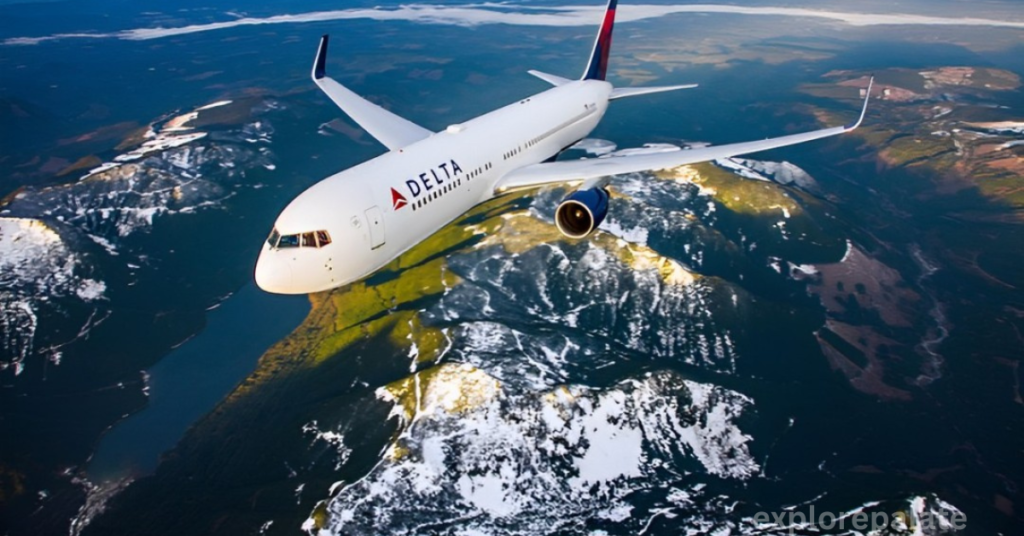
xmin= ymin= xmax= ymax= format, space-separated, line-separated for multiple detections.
xmin=254 ymin=80 xmax=611 ymax=294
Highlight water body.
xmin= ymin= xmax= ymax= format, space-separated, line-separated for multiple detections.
xmin=87 ymin=284 xmax=310 ymax=483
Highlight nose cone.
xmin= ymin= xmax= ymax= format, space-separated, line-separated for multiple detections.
xmin=254 ymin=250 xmax=295 ymax=294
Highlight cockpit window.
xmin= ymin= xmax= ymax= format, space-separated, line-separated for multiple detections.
xmin=316 ymin=230 xmax=332 ymax=247
xmin=266 ymin=229 xmax=281 ymax=248
xmin=267 ymin=228 xmax=332 ymax=249
xmin=301 ymin=232 xmax=317 ymax=247
xmin=278 ymin=234 xmax=300 ymax=248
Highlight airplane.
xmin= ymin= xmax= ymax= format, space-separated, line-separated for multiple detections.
xmin=254 ymin=0 xmax=871 ymax=295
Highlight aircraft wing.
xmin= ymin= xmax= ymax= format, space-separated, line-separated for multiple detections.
xmin=494 ymin=79 xmax=872 ymax=194
xmin=313 ymin=35 xmax=433 ymax=151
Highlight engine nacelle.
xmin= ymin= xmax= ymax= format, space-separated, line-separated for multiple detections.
xmin=555 ymin=187 xmax=610 ymax=239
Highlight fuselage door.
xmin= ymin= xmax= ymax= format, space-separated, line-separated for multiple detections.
xmin=365 ymin=206 xmax=386 ymax=249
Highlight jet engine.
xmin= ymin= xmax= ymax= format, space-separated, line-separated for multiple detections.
xmin=554 ymin=187 xmax=610 ymax=239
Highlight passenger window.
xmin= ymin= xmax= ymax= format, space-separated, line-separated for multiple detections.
xmin=316 ymin=230 xmax=331 ymax=246
xmin=278 ymin=234 xmax=299 ymax=248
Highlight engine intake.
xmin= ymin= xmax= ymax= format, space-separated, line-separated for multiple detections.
xmin=555 ymin=187 xmax=610 ymax=239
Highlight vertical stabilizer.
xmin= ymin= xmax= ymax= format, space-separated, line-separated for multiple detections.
xmin=581 ymin=0 xmax=618 ymax=81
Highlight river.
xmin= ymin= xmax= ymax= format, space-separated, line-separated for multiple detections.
xmin=86 ymin=283 xmax=309 ymax=483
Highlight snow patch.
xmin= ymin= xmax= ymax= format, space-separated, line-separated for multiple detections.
xmin=1 ymin=218 xmax=105 ymax=374
xmin=606 ymin=143 xmax=681 ymax=157
xmin=601 ymin=218 xmax=649 ymax=246
xmin=197 ymin=99 xmax=232 ymax=110
xmin=715 ymin=158 xmax=820 ymax=192
xmin=302 ymin=421 xmax=352 ymax=470
xmin=321 ymin=369 xmax=758 ymax=534
xmin=569 ymin=138 xmax=617 ymax=156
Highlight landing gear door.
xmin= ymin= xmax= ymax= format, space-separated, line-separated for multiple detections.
xmin=365 ymin=206 xmax=386 ymax=249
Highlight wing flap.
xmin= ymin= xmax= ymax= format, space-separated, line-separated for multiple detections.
xmin=313 ymin=35 xmax=432 ymax=151
xmin=495 ymin=78 xmax=872 ymax=193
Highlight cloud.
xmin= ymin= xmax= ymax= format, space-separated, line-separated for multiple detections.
xmin=5 ymin=3 xmax=1024 ymax=46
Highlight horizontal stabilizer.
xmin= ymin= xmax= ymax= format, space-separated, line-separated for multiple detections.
xmin=528 ymin=70 xmax=572 ymax=87
xmin=312 ymin=35 xmax=433 ymax=151
xmin=609 ymin=84 xmax=698 ymax=100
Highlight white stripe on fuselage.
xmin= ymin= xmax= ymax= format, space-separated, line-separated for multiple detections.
xmin=261 ymin=80 xmax=611 ymax=294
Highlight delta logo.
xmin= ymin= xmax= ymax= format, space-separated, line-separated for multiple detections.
xmin=390 ymin=159 xmax=464 ymax=211
xmin=390 ymin=188 xmax=407 ymax=210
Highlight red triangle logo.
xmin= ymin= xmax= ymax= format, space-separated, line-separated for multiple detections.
xmin=391 ymin=187 xmax=408 ymax=210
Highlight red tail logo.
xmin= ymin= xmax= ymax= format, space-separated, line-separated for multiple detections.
xmin=391 ymin=188 xmax=408 ymax=210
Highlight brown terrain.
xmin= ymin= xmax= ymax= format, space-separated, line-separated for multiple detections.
xmin=796 ymin=243 xmax=921 ymax=400
xmin=806 ymin=67 xmax=1024 ymax=220
xmin=794 ymin=66 xmax=1024 ymax=403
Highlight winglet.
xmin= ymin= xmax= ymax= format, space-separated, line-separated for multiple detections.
xmin=846 ymin=76 xmax=873 ymax=130
xmin=313 ymin=34 xmax=329 ymax=81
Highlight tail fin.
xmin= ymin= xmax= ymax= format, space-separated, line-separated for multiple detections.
xmin=581 ymin=0 xmax=618 ymax=81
